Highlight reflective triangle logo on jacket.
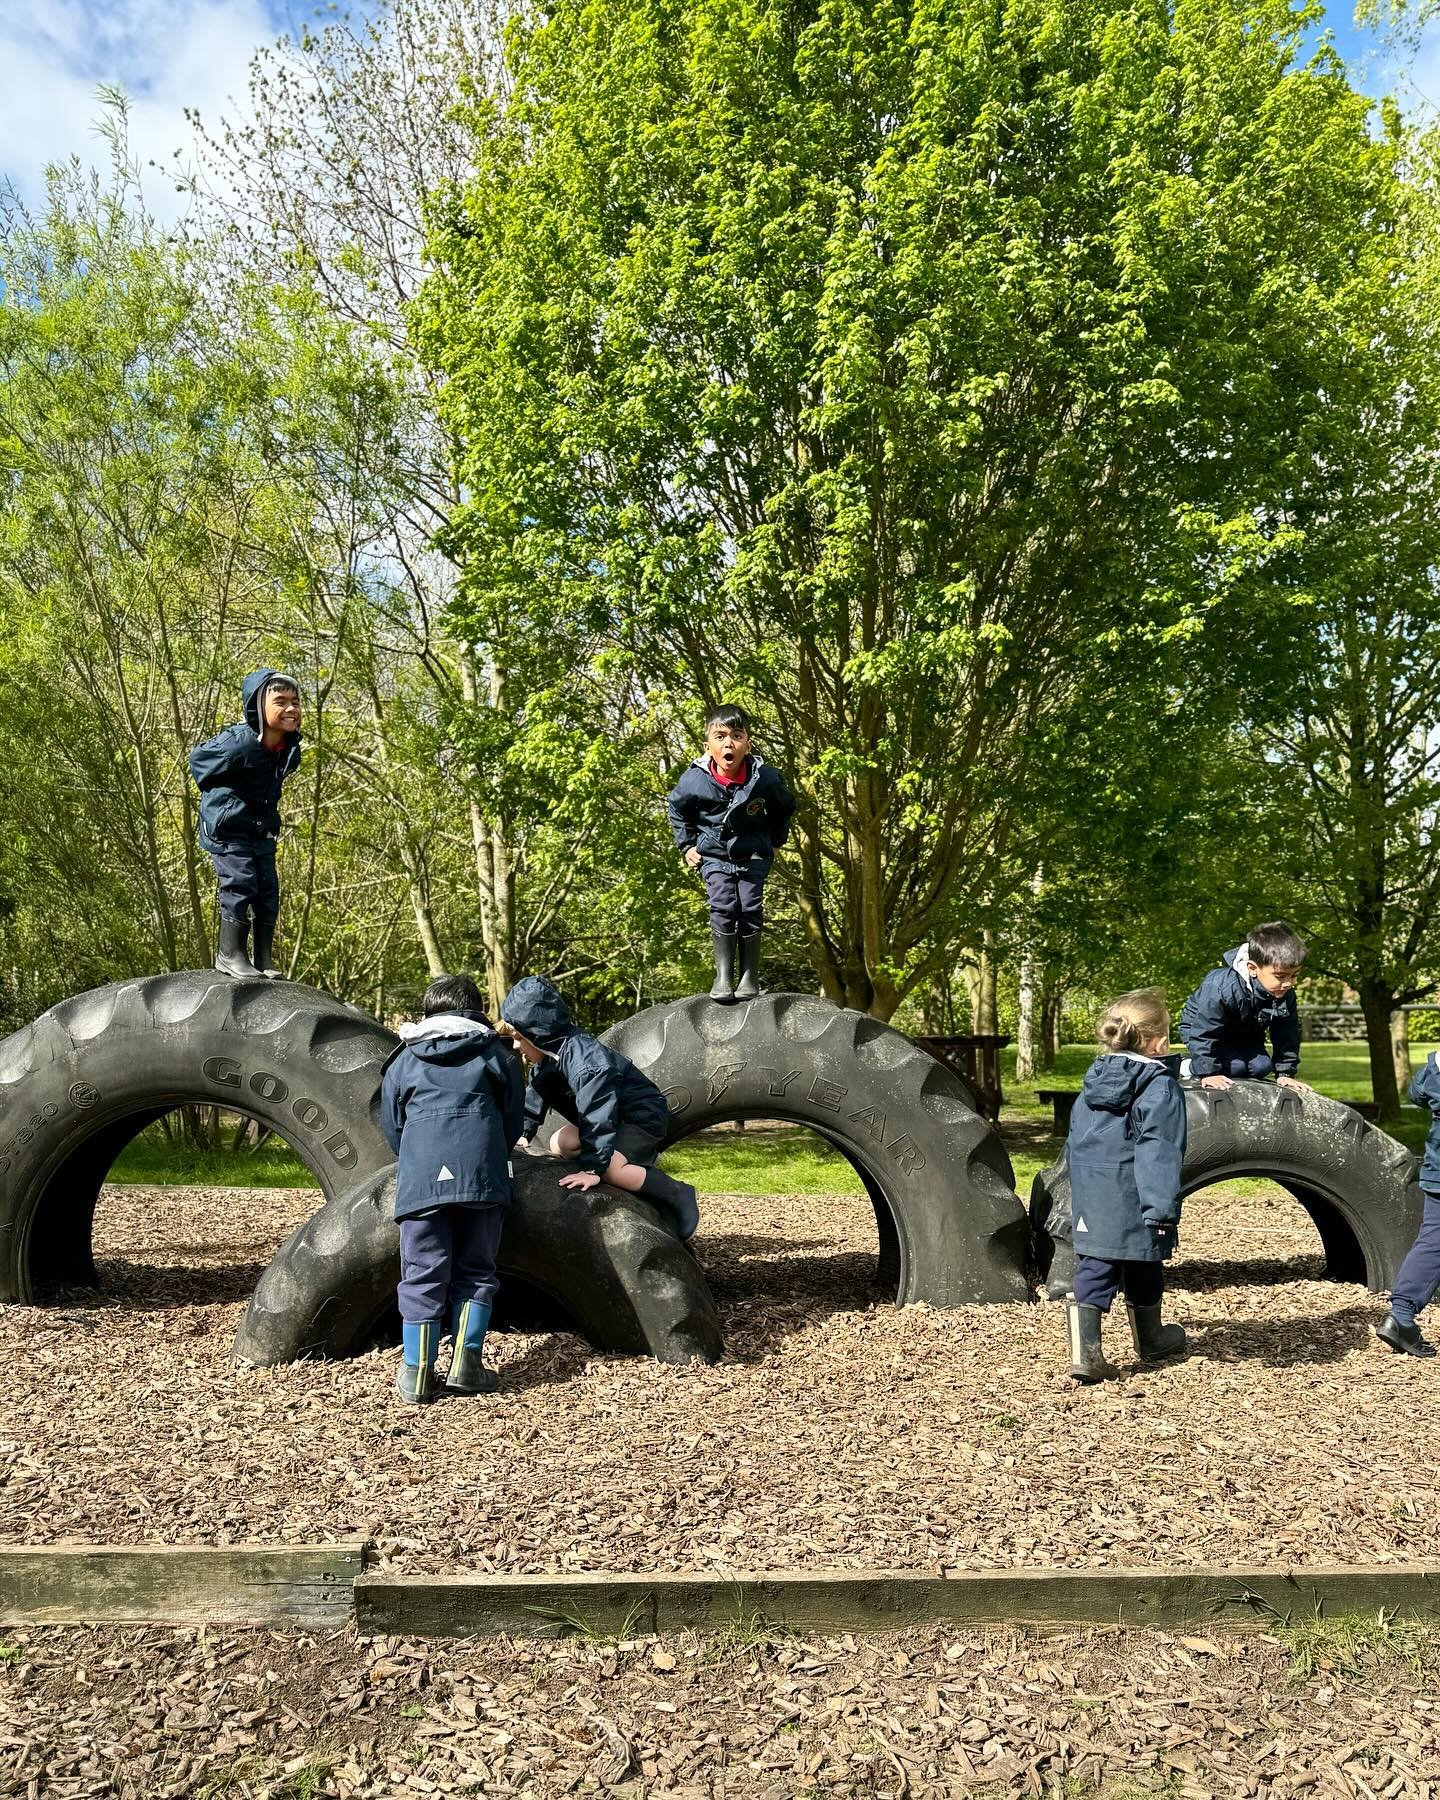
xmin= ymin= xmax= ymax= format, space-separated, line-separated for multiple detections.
xmin=1074 ymin=1214 xmax=1088 ymax=1233
xmin=437 ymin=1165 xmax=454 ymax=1182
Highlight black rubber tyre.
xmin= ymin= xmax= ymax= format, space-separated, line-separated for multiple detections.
xmin=602 ymin=993 xmax=1029 ymax=1305
xmin=1030 ymin=1081 xmax=1422 ymax=1297
xmin=235 ymin=1162 xmax=723 ymax=1366
xmin=0 ymin=972 xmax=397 ymax=1300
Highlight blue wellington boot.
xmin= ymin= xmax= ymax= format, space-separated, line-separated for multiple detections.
xmin=446 ymin=1298 xmax=499 ymax=1394
xmin=396 ymin=1319 xmax=441 ymax=1404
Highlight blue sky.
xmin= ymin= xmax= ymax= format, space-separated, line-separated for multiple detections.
xmin=1 ymin=0 xmax=1437 ymax=214
xmin=0 ymin=0 xmax=373 ymax=211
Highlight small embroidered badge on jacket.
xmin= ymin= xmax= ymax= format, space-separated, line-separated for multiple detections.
xmin=437 ymin=1165 xmax=454 ymax=1182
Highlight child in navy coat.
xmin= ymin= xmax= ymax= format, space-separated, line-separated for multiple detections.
xmin=665 ymin=704 xmax=796 ymax=1003
xmin=1178 ymin=921 xmax=1311 ymax=1091
xmin=188 ymin=669 xmax=302 ymax=980
xmin=1376 ymin=1054 xmax=1440 ymax=1358
xmin=499 ymin=976 xmax=700 ymax=1241
xmin=1065 ymin=988 xmax=1189 ymax=1382
xmin=380 ymin=974 xmax=526 ymax=1404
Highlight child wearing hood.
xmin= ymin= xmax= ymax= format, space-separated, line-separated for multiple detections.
xmin=1178 ymin=921 xmax=1311 ymax=1091
xmin=499 ymin=975 xmax=700 ymax=1241
xmin=1375 ymin=1053 xmax=1440 ymax=1358
xmin=380 ymin=974 xmax=526 ymax=1404
xmin=188 ymin=670 xmax=303 ymax=980
xmin=665 ymin=703 xmax=797 ymax=1003
xmin=1065 ymin=988 xmax=1189 ymax=1382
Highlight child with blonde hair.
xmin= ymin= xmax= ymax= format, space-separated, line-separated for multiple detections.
xmin=1064 ymin=988 xmax=1188 ymax=1382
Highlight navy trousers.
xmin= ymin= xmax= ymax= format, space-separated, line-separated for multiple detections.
xmin=209 ymin=842 xmax=279 ymax=926
xmin=1221 ymin=1051 xmax=1273 ymax=1079
xmin=1073 ymin=1254 xmax=1163 ymax=1312
xmin=703 ymin=863 xmax=766 ymax=936
xmin=1392 ymin=1193 xmax=1440 ymax=1326
xmin=397 ymin=1204 xmax=504 ymax=1325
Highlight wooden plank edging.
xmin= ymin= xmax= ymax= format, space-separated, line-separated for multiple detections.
xmin=2 ymin=1550 xmax=1438 ymax=1638
xmin=0 ymin=1541 xmax=366 ymax=1628
xmin=352 ymin=1563 xmax=1440 ymax=1640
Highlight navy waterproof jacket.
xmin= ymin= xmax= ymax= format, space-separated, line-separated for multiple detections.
xmin=1178 ymin=943 xmax=1301 ymax=1078
xmin=379 ymin=1014 xmax=526 ymax=1221
xmin=665 ymin=755 xmax=797 ymax=874
xmin=1410 ymin=1054 xmax=1440 ymax=1194
xmin=501 ymin=977 xmax=669 ymax=1176
xmin=1067 ymin=1054 xmax=1187 ymax=1264
xmin=188 ymin=670 xmax=302 ymax=854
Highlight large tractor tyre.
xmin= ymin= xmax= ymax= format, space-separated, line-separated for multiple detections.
xmin=0 ymin=972 xmax=397 ymax=1300
xmin=1030 ymin=1081 xmax=1421 ymax=1299
xmin=601 ymin=993 xmax=1029 ymax=1306
xmin=234 ymin=1162 xmax=724 ymax=1367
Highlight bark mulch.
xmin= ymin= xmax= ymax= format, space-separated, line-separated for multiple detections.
xmin=4 ymin=1617 xmax=1439 ymax=1798
xmin=0 ymin=1181 xmax=1434 ymax=1574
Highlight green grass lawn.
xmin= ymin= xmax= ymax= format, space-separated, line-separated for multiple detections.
xmin=105 ymin=1039 xmax=1431 ymax=1198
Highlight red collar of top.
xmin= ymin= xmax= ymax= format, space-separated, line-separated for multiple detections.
xmin=710 ymin=756 xmax=749 ymax=788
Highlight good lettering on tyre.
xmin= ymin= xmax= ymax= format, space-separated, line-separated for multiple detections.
xmin=659 ymin=1058 xmax=924 ymax=1173
xmin=201 ymin=1056 xmax=358 ymax=1168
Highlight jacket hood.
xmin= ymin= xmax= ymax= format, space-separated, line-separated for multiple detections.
xmin=500 ymin=976 xmax=574 ymax=1051
xmin=242 ymin=668 xmax=301 ymax=737
xmin=1081 ymin=1053 xmax=1168 ymax=1114
xmin=1221 ymin=942 xmax=1252 ymax=985
xmin=395 ymin=1013 xmax=498 ymax=1066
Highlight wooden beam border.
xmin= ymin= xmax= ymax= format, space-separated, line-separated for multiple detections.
xmin=0 ymin=1541 xmax=366 ymax=1628
xmin=354 ymin=1563 xmax=1440 ymax=1640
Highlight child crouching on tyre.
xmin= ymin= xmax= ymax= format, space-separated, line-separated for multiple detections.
xmin=499 ymin=975 xmax=700 ymax=1242
xmin=380 ymin=973 xmax=526 ymax=1405
xmin=1065 ymin=988 xmax=1188 ymax=1383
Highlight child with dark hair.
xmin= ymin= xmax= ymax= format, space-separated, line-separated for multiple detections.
xmin=499 ymin=975 xmax=700 ymax=1241
xmin=380 ymin=973 xmax=526 ymax=1404
xmin=665 ymin=703 xmax=796 ymax=1002
xmin=1178 ymin=921 xmax=1312 ymax=1090
xmin=1065 ymin=988 xmax=1188 ymax=1382
xmin=1375 ymin=1053 xmax=1440 ymax=1358
xmin=188 ymin=670 xmax=303 ymax=980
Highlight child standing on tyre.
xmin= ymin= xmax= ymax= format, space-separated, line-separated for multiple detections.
xmin=499 ymin=975 xmax=700 ymax=1241
xmin=1375 ymin=1053 xmax=1440 ymax=1358
xmin=665 ymin=704 xmax=797 ymax=1003
xmin=1065 ymin=988 xmax=1188 ymax=1383
xmin=188 ymin=670 xmax=302 ymax=981
xmin=1178 ymin=921 xmax=1312 ymax=1091
xmin=380 ymin=973 xmax=526 ymax=1405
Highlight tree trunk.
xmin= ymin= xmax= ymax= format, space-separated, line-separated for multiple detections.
xmin=462 ymin=651 xmax=517 ymax=1014
xmin=1040 ymin=979 xmax=1061 ymax=1070
xmin=1359 ymin=977 xmax=1403 ymax=1118
xmin=974 ymin=934 xmax=998 ymax=1034
xmin=1391 ymin=1006 xmax=1412 ymax=1096
xmin=1015 ymin=938 xmax=1039 ymax=1082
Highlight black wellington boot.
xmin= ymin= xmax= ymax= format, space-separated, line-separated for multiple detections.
xmin=251 ymin=916 xmax=280 ymax=980
xmin=710 ymin=930 xmax=738 ymax=1002
xmin=1375 ymin=1311 xmax=1437 ymax=1358
xmin=214 ymin=915 xmax=260 ymax=980
xmin=1127 ymin=1302 xmax=1187 ymax=1362
xmin=639 ymin=1165 xmax=701 ymax=1241
xmin=734 ymin=932 xmax=763 ymax=1000
xmin=1066 ymin=1298 xmax=1118 ymax=1383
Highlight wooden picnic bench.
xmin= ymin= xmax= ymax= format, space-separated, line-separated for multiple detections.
xmin=914 ymin=1034 xmax=1010 ymax=1121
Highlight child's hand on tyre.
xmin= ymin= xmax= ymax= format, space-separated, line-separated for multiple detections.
xmin=559 ymin=1170 xmax=601 ymax=1191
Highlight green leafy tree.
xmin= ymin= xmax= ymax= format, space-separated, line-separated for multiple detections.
xmin=421 ymin=0 xmax=1399 ymax=1019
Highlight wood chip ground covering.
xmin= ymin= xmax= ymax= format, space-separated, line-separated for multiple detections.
xmin=0 ymin=1181 xmax=1435 ymax=1573
xmin=5 ymin=1619 xmax=1440 ymax=1797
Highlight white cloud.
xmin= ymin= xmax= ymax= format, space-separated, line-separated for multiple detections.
xmin=0 ymin=0 xmax=287 ymax=219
